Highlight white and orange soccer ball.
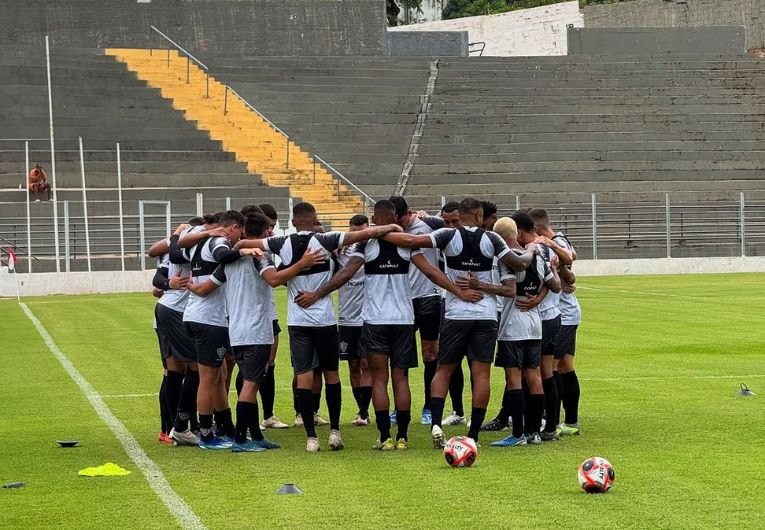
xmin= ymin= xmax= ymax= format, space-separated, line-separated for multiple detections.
xmin=578 ymin=457 xmax=615 ymax=493
xmin=443 ymin=436 xmax=478 ymax=468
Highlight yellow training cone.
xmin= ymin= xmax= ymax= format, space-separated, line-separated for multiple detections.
xmin=78 ymin=463 xmax=131 ymax=477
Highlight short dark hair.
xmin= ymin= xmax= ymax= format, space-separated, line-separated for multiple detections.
xmin=528 ymin=208 xmax=550 ymax=228
xmin=293 ymin=202 xmax=316 ymax=219
xmin=511 ymin=210 xmax=535 ymax=232
xmin=481 ymin=200 xmax=497 ymax=219
xmin=240 ymin=205 xmax=263 ymax=217
xmin=459 ymin=197 xmax=482 ymax=215
xmin=203 ymin=212 xmax=222 ymax=225
xmin=220 ymin=210 xmax=245 ymax=227
xmin=441 ymin=201 xmax=459 ymax=214
xmin=388 ymin=195 xmax=409 ymax=218
xmin=350 ymin=214 xmax=369 ymax=226
xmin=259 ymin=203 xmax=278 ymax=221
xmin=374 ymin=199 xmax=396 ymax=216
xmin=244 ymin=212 xmax=270 ymax=238
xmin=187 ymin=217 xmax=204 ymax=226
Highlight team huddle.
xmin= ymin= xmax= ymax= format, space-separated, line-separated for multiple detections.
xmin=149 ymin=197 xmax=582 ymax=452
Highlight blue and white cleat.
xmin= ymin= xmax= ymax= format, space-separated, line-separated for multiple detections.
xmin=420 ymin=408 xmax=432 ymax=425
xmin=490 ymin=434 xmax=528 ymax=447
xmin=199 ymin=437 xmax=234 ymax=450
xmin=390 ymin=410 xmax=397 ymax=426
xmin=231 ymin=440 xmax=266 ymax=453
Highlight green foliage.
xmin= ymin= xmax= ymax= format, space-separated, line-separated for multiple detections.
xmin=388 ymin=0 xmax=424 ymax=26
xmin=443 ymin=0 xmax=632 ymax=20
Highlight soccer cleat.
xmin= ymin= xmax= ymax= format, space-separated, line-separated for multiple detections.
xmin=314 ymin=413 xmax=329 ymax=426
xmin=328 ymin=429 xmax=345 ymax=451
xmin=480 ymin=419 xmax=509 ymax=432
xmin=431 ymin=425 xmax=446 ymax=449
xmin=560 ymin=423 xmax=581 ymax=436
xmin=231 ymin=441 xmax=267 ymax=453
xmin=306 ymin=437 xmax=321 ymax=453
xmin=420 ymin=409 xmax=432 ymax=425
xmin=262 ymin=416 xmax=289 ymax=429
xmin=170 ymin=428 xmax=200 ymax=446
xmin=491 ymin=434 xmax=527 ymax=447
xmin=251 ymin=438 xmax=281 ymax=450
xmin=199 ymin=437 xmax=234 ymax=450
xmin=442 ymin=412 xmax=467 ymax=426
xmin=158 ymin=432 xmax=174 ymax=445
xmin=525 ymin=432 xmax=542 ymax=445
xmin=390 ymin=410 xmax=397 ymax=425
xmin=294 ymin=413 xmax=304 ymax=427
xmin=352 ymin=414 xmax=370 ymax=427
xmin=540 ymin=430 xmax=560 ymax=442
xmin=372 ymin=438 xmax=395 ymax=451
xmin=395 ymin=438 xmax=409 ymax=450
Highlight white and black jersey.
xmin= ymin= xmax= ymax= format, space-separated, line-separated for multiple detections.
xmin=337 ymin=246 xmax=365 ymax=327
xmin=349 ymin=239 xmax=415 ymax=325
xmin=182 ymin=236 xmax=235 ymax=327
xmin=429 ymin=226 xmax=511 ymax=321
xmin=554 ymin=231 xmax=581 ymax=326
xmin=498 ymin=252 xmax=553 ymax=342
xmin=210 ymin=254 xmax=275 ymax=347
xmin=157 ymin=229 xmax=194 ymax=313
xmin=263 ymin=231 xmax=344 ymax=327
xmin=406 ymin=216 xmax=443 ymax=300
xmin=537 ymin=244 xmax=562 ymax=322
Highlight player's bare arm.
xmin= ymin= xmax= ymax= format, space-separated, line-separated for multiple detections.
xmin=187 ymin=277 xmax=218 ymax=297
xmin=516 ymin=284 xmax=548 ymax=312
xmin=534 ymin=235 xmax=574 ymax=266
xmin=178 ymin=226 xmax=227 ymax=248
xmin=341 ymin=223 xmax=402 ymax=246
xmin=381 ymin=232 xmax=434 ymax=249
xmin=260 ymin=249 xmax=326 ymax=288
xmin=456 ymin=271 xmax=516 ymax=299
xmin=411 ymin=254 xmax=483 ymax=303
xmin=499 ymin=245 xmax=535 ymax=272
xmin=296 ymin=255 xmax=364 ymax=308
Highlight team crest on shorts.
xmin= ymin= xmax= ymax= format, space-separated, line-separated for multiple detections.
xmin=216 ymin=347 xmax=227 ymax=359
xmin=339 ymin=341 xmax=348 ymax=353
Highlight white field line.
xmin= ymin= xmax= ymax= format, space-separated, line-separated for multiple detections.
xmin=20 ymin=303 xmax=206 ymax=530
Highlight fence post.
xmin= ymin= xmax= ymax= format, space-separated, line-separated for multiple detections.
xmin=79 ymin=137 xmax=92 ymax=273
xmin=288 ymin=197 xmax=294 ymax=229
xmin=440 ymin=196 xmax=445 ymax=208
xmin=225 ymin=197 xmax=231 ymax=211
xmin=24 ymin=141 xmax=32 ymax=273
xmin=337 ymin=178 xmax=341 ymax=201
xmin=196 ymin=193 xmax=204 ymax=216
xmin=63 ymin=200 xmax=70 ymax=273
xmin=515 ymin=195 xmax=521 ymax=211
xmin=224 ymin=86 xmax=228 ymax=115
xmin=46 ymin=36 xmax=61 ymax=273
xmin=116 ymin=143 xmax=125 ymax=271
xmin=138 ymin=201 xmax=145 ymax=271
xmin=740 ymin=191 xmax=746 ymax=257
xmin=166 ymin=46 xmax=170 ymax=68
xmin=186 ymin=55 xmax=190 ymax=84
xmin=591 ymin=193 xmax=598 ymax=260
xmin=206 ymin=72 xmax=209 ymax=98
xmin=313 ymin=155 xmax=316 ymax=184
xmin=665 ymin=192 xmax=671 ymax=259
xmin=286 ymin=136 xmax=290 ymax=169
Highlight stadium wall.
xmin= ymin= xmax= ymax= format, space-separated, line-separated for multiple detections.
xmin=0 ymin=0 xmax=387 ymax=55
xmin=388 ymin=2 xmax=583 ymax=56
xmin=567 ymin=26 xmax=748 ymax=55
xmin=4 ymin=257 xmax=765 ymax=297
xmin=583 ymin=0 xmax=765 ymax=50
xmin=387 ymin=31 xmax=469 ymax=56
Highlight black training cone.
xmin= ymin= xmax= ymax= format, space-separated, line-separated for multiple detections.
xmin=276 ymin=483 xmax=303 ymax=495
xmin=736 ymin=383 xmax=756 ymax=397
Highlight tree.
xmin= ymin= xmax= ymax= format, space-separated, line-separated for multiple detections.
xmin=442 ymin=0 xmax=631 ymax=20
xmin=388 ymin=0 xmax=424 ymax=26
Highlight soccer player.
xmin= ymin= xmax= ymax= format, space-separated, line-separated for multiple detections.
xmin=440 ymin=201 xmax=461 ymax=228
xmin=188 ymin=212 xmax=325 ymax=451
xmin=298 ymin=200 xmax=481 ymax=450
xmin=529 ymin=208 xmax=581 ymax=436
xmin=383 ymin=198 xmax=535 ymax=447
xmin=389 ymin=196 xmax=445 ymax=426
xmin=235 ymin=201 xmax=402 ymax=452
xmin=181 ymin=210 xmax=245 ymax=449
xmin=337 ymin=214 xmax=373 ymax=426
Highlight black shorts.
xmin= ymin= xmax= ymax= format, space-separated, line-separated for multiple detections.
xmin=438 ymin=319 xmax=498 ymax=365
xmin=272 ymin=319 xmax=281 ymax=336
xmin=339 ymin=325 xmax=363 ymax=361
xmin=496 ymin=340 xmax=542 ymax=369
xmin=155 ymin=304 xmax=195 ymax=363
xmin=541 ymin=315 xmax=562 ymax=356
xmin=155 ymin=327 xmax=171 ymax=361
xmin=232 ymin=344 xmax=271 ymax=384
xmin=359 ymin=323 xmax=418 ymax=369
xmin=413 ymin=296 xmax=442 ymax=342
xmin=554 ymin=324 xmax=578 ymax=359
xmin=184 ymin=321 xmax=230 ymax=368
xmin=288 ymin=325 xmax=340 ymax=375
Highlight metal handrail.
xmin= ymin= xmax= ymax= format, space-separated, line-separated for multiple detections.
xmin=314 ymin=155 xmax=375 ymax=206
xmin=469 ymin=42 xmax=486 ymax=56
xmin=150 ymin=26 xmax=208 ymax=71
xmin=150 ymin=25 xmax=210 ymax=96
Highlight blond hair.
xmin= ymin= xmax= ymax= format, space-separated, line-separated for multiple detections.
xmin=493 ymin=217 xmax=517 ymax=241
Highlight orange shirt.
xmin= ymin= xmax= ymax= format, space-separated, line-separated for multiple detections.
xmin=29 ymin=168 xmax=46 ymax=185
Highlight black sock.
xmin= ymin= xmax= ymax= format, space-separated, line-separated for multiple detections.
xmin=553 ymin=370 xmax=563 ymax=427
xmin=235 ymin=369 xmax=244 ymax=397
xmin=396 ymin=409 xmax=411 ymax=441
xmin=297 ymin=388 xmax=317 ymax=438
xmin=430 ymin=396 xmax=446 ymax=428
xmin=174 ymin=369 xmax=199 ymax=432
xmin=467 ymin=407 xmax=486 ymax=441
xmin=375 ymin=410 xmax=391 ymax=441
xmin=235 ymin=401 xmax=254 ymax=444
xmin=260 ymin=364 xmax=276 ymax=419
xmin=159 ymin=375 xmax=169 ymax=434
xmin=423 ymin=360 xmax=437 ymax=411
xmin=312 ymin=392 xmax=321 ymax=414
xmin=325 ymin=382 xmax=342 ymax=431
xmin=561 ymin=371 xmax=581 ymax=425
xmin=360 ymin=386 xmax=372 ymax=419
xmin=249 ymin=401 xmax=264 ymax=441
xmin=292 ymin=378 xmax=299 ymax=414
xmin=214 ymin=408 xmax=235 ymax=438
xmin=352 ymin=387 xmax=364 ymax=413
xmin=508 ymin=389 xmax=525 ymax=438
xmin=199 ymin=413 xmax=214 ymax=442
xmin=165 ymin=371 xmax=184 ymax=433
xmin=526 ymin=394 xmax=544 ymax=435
xmin=449 ymin=365 xmax=465 ymax=417
xmin=542 ymin=377 xmax=558 ymax=432
xmin=495 ymin=388 xmax=512 ymax=425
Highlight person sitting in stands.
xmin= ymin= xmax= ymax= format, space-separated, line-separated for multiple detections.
xmin=29 ymin=164 xmax=51 ymax=202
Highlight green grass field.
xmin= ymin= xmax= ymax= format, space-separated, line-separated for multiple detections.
xmin=1 ymin=273 xmax=764 ymax=529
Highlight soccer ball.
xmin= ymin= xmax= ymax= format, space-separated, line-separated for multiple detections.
xmin=578 ymin=457 xmax=615 ymax=493
xmin=443 ymin=436 xmax=478 ymax=467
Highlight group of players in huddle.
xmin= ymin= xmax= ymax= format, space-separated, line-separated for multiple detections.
xmin=149 ymin=196 xmax=582 ymax=452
